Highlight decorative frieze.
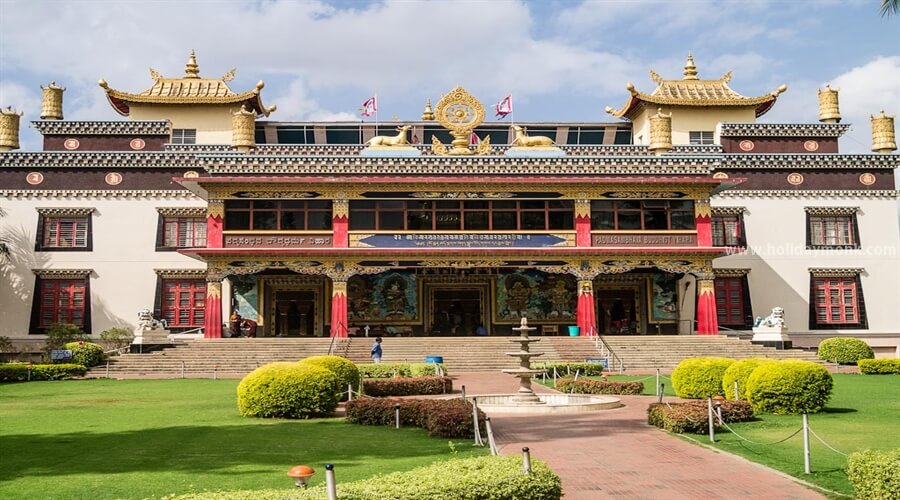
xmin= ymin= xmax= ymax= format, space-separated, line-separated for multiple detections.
xmin=718 ymin=122 xmax=850 ymax=138
xmin=715 ymin=190 xmax=899 ymax=199
xmin=803 ymin=206 xmax=858 ymax=216
xmin=36 ymin=207 xmax=95 ymax=216
xmin=165 ymin=143 xmax=723 ymax=156
xmin=721 ymin=154 xmax=898 ymax=169
xmin=809 ymin=268 xmax=864 ymax=278
xmin=156 ymin=207 xmax=206 ymax=217
xmin=154 ymin=269 xmax=206 ymax=279
xmin=713 ymin=268 xmax=750 ymax=277
xmin=2 ymin=190 xmax=200 ymax=199
xmin=711 ymin=206 xmax=745 ymax=216
xmin=31 ymin=120 xmax=171 ymax=136
xmin=32 ymin=268 xmax=93 ymax=278
xmin=0 ymin=151 xmax=198 ymax=169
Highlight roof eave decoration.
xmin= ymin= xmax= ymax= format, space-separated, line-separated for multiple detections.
xmin=605 ymin=55 xmax=787 ymax=119
xmin=98 ymin=51 xmax=276 ymax=118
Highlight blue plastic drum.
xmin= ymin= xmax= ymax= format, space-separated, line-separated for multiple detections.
xmin=424 ymin=356 xmax=444 ymax=364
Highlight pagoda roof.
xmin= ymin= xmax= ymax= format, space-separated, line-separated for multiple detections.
xmin=98 ymin=51 xmax=276 ymax=117
xmin=606 ymin=54 xmax=787 ymax=119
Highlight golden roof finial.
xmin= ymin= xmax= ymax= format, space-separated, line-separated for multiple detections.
xmin=184 ymin=49 xmax=200 ymax=79
xmin=683 ymin=52 xmax=698 ymax=80
xmin=421 ymin=98 xmax=435 ymax=121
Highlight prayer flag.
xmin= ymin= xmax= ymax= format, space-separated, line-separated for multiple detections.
xmin=495 ymin=95 xmax=512 ymax=118
xmin=361 ymin=95 xmax=377 ymax=117
xmin=470 ymin=132 xmax=480 ymax=145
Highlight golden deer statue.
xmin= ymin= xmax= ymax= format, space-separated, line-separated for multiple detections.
xmin=512 ymin=125 xmax=554 ymax=147
xmin=368 ymin=125 xmax=412 ymax=147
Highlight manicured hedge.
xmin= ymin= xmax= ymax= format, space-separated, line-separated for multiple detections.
xmin=722 ymin=358 xmax=774 ymax=399
xmin=64 ymin=341 xmax=105 ymax=367
xmin=165 ymin=455 xmax=562 ymax=500
xmin=236 ymin=362 xmax=340 ymax=419
xmin=647 ymin=400 xmax=754 ymax=434
xmin=362 ymin=376 xmax=452 ymax=397
xmin=817 ymin=337 xmax=874 ymax=364
xmin=299 ymin=355 xmax=360 ymax=397
xmin=0 ymin=363 xmax=87 ymax=382
xmin=345 ymin=397 xmax=484 ymax=438
xmin=847 ymin=449 xmax=900 ymax=500
xmin=357 ymin=362 xmax=448 ymax=378
xmin=556 ymin=378 xmax=643 ymax=395
xmin=745 ymin=360 xmax=833 ymax=414
xmin=671 ymin=357 xmax=735 ymax=399
xmin=858 ymin=359 xmax=900 ymax=374
xmin=534 ymin=361 xmax=605 ymax=376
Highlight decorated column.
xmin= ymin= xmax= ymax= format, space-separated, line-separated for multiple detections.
xmin=576 ymin=280 xmax=597 ymax=336
xmin=330 ymin=279 xmax=348 ymax=337
xmin=695 ymin=197 xmax=712 ymax=246
xmin=332 ymin=198 xmax=349 ymax=248
xmin=574 ymin=198 xmax=591 ymax=247
xmin=207 ymin=200 xmax=224 ymax=248
xmin=695 ymin=272 xmax=719 ymax=335
xmin=204 ymin=276 xmax=224 ymax=338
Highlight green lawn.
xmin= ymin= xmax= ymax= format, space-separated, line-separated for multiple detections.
xmin=0 ymin=379 xmax=486 ymax=500
xmin=536 ymin=373 xmax=678 ymax=396
xmin=704 ymin=374 xmax=900 ymax=497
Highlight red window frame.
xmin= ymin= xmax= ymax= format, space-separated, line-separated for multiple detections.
xmin=808 ymin=215 xmax=855 ymax=247
xmin=813 ymin=277 xmax=858 ymax=324
xmin=42 ymin=216 xmax=89 ymax=248
xmin=714 ymin=277 xmax=745 ymax=326
xmin=162 ymin=216 xmax=207 ymax=248
xmin=711 ymin=215 xmax=743 ymax=247
xmin=38 ymin=279 xmax=87 ymax=328
xmin=161 ymin=279 xmax=206 ymax=327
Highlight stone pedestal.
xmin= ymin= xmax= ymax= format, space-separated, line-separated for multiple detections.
xmin=751 ymin=326 xmax=792 ymax=349
xmin=132 ymin=327 xmax=171 ymax=345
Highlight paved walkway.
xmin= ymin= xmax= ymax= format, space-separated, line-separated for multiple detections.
xmin=453 ymin=372 xmax=823 ymax=500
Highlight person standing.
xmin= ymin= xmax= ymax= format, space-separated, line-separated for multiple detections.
xmin=371 ymin=336 xmax=383 ymax=363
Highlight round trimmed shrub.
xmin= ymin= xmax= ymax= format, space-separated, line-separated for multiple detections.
xmin=64 ymin=341 xmax=105 ymax=367
xmin=237 ymin=362 xmax=340 ymax=418
xmin=671 ymin=357 xmax=735 ymax=399
xmin=722 ymin=358 xmax=775 ymax=399
xmin=745 ymin=360 xmax=833 ymax=414
xmin=817 ymin=337 xmax=874 ymax=364
xmin=298 ymin=355 xmax=360 ymax=398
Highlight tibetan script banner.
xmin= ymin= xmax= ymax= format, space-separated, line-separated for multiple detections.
xmin=352 ymin=233 xmax=573 ymax=248
xmin=592 ymin=233 xmax=696 ymax=247
xmin=224 ymin=233 xmax=333 ymax=248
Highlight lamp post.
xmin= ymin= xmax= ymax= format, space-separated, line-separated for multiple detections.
xmin=287 ymin=465 xmax=315 ymax=488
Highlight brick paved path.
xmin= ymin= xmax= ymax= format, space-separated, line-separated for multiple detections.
xmin=453 ymin=372 xmax=823 ymax=500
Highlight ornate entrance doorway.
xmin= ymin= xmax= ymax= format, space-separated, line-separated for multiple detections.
xmin=596 ymin=287 xmax=641 ymax=335
xmin=424 ymin=281 xmax=490 ymax=336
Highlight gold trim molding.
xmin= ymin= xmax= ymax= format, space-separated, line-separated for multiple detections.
xmin=32 ymin=268 xmax=93 ymax=278
xmin=809 ymin=268 xmax=864 ymax=278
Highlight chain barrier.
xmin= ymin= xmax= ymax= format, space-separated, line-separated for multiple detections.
xmin=714 ymin=411 xmax=803 ymax=446
xmin=809 ymin=428 xmax=850 ymax=457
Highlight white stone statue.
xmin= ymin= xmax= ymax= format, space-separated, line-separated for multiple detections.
xmin=751 ymin=306 xmax=791 ymax=349
xmin=137 ymin=309 xmax=167 ymax=330
xmin=760 ymin=307 xmax=785 ymax=328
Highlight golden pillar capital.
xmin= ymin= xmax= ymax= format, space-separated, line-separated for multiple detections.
xmin=574 ymin=199 xmax=591 ymax=219
xmin=332 ymin=198 xmax=349 ymax=219
xmin=207 ymin=200 xmax=225 ymax=219
xmin=694 ymin=197 xmax=711 ymax=218
xmin=332 ymin=279 xmax=348 ymax=297
xmin=577 ymin=280 xmax=593 ymax=296
xmin=206 ymin=280 xmax=222 ymax=298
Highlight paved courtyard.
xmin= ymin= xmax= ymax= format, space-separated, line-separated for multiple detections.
xmin=453 ymin=372 xmax=823 ymax=500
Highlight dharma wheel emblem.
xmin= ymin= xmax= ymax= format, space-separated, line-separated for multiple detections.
xmin=431 ymin=86 xmax=491 ymax=156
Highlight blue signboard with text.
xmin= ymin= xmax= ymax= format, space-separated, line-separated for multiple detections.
xmin=355 ymin=233 xmax=570 ymax=248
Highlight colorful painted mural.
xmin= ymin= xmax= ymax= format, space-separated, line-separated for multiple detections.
xmin=649 ymin=272 xmax=679 ymax=323
xmin=495 ymin=271 xmax=576 ymax=323
xmin=348 ymin=271 xmax=419 ymax=324
xmin=231 ymin=275 xmax=258 ymax=321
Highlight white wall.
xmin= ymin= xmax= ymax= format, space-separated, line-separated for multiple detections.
xmin=712 ymin=194 xmax=900 ymax=334
xmin=0 ymin=195 xmax=206 ymax=338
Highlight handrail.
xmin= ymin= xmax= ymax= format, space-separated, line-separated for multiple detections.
xmin=327 ymin=322 xmax=347 ymax=355
xmin=591 ymin=328 xmax=625 ymax=373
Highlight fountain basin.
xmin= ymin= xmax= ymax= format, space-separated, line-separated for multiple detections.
xmin=470 ymin=393 xmax=621 ymax=414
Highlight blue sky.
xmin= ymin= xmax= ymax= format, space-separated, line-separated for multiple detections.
xmin=0 ymin=0 xmax=897 ymax=152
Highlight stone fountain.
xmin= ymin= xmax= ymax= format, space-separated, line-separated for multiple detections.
xmin=501 ymin=317 xmax=546 ymax=404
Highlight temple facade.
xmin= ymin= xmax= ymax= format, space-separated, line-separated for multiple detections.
xmin=1 ymin=53 xmax=898 ymax=355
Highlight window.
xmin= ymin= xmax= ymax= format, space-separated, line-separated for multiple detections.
xmin=159 ymin=279 xmax=206 ymax=328
xmin=590 ymin=200 xmax=695 ymax=230
xmin=689 ymin=131 xmax=715 ymax=145
xmin=714 ymin=276 xmax=752 ymax=329
xmin=810 ymin=273 xmax=867 ymax=329
xmin=158 ymin=216 xmax=206 ymax=249
xmin=224 ymin=200 xmax=333 ymax=231
xmin=35 ymin=209 xmax=93 ymax=251
xmin=806 ymin=210 xmax=859 ymax=248
xmin=29 ymin=272 xmax=92 ymax=334
xmin=349 ymin=200 xmax=574 ymax=231
xmin=171 ymin=129 xmax=197 ymax=145
xmin=712 ymin=214 xmax=745 ymax=247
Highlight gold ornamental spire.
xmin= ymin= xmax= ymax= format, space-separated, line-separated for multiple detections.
xmin=184 ymin=50 xmax=200 ymax=79
xmin=871 ymin=110 xmax=897 ymax=154
xmin=421 ymin=98 xmax=435 ymax=121
xmin=683 ymin=52 xmax=698 ymax=80
xmin=818 ymin=85 xmax=841 ymax=123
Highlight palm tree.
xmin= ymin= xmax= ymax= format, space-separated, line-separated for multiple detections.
xmin=0 ymin=207 xmax=8 ymax=260
xmin=882 ymin=0 xmax=899 ymax=17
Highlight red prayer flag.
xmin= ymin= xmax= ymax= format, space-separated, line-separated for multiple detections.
xmin=494 ymin=95 xmax=512 ymax=118
xmin=360 ymin=95 xmax=377 ymax=117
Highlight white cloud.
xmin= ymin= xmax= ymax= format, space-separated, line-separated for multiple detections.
xmin=830 ymin=56 xmax=900 ymax=153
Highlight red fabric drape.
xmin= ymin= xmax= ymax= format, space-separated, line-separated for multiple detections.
xmin=696 ymin=214 xmax=712 ymax=247
xmin=576 ymin=281 xmax=597 ymax=336
xmin=696 ymin=280 xmax=719 ymax=335
xmin=575 ymin=215 xmax=591 ymax=247
xmin=207 ymin=215 xmax=223 ymax=248
xmin=204 ymin=282 xmax=223 ymax=338
xmin=330 ymin=289 xmax=348 ymax=338
xmin=332 ymin=215 xmax=349 ymax=248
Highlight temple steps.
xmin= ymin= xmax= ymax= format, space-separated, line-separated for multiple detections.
xmin=87 ymin=335 xmax=820 ymax=378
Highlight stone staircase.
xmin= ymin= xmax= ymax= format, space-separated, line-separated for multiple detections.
xmin=88 ymin=335 xmax=820 ymax=378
